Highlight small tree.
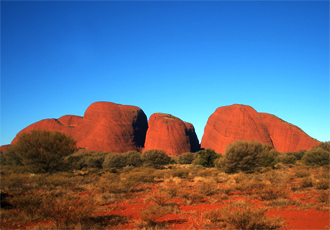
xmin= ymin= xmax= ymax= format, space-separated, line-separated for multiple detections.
xmin=194 ymin=149 xmax=219 ymax=167
xmin=102 ymin=153 xmax=126 ymax=169
xmin=302 ymin=142 xmax=330 ymax=166
xmin=141 ymin=149 xmax=171 ymax=168
xmin=11 ymin=130 xmax=77 ymax=173
xmin=123 ymin=151 xmax=142 ymax=167
xmin=220 ymin=140 xmax=273 ymax=173
xmin=174 ymin=152 xmax=199 ymax=164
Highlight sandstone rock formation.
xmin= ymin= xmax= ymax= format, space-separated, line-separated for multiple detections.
xmin=144 ymin=113 xmax=200 ymax=156
xmin=12 ymin=102 xmax=148 ymax=153
xmin=260 ymin=113 xmax=320 ymax=152
xmin=201 ymin=104 xmax=273 ymax=153
xmin=201 ymin=104 xmax=320 ymax=153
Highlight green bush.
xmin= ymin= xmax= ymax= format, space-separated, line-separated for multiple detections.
xmin=65 ymin=151 xmax=110 ymax=169
xmin=302 ymin=142 xmax=330 ymax=166
xmin=194 ymin=149 xmax=219 ymax=168
xmin=220 ymin=140 xmax=274 ymax=173
xmin=102 ymin=153 xmax=126 ymax=169
xmin=141 ymin=150 xmax=171 ymax=168
xmin=122 ymin=151 xmax=142 ymax=167
xmin=174 ymin=152 xmax=199 ymax=164
xmin=276 ymin=153 xmax=297 ymax=165
xmin=10 ymin=130 xmax=77 ymax=173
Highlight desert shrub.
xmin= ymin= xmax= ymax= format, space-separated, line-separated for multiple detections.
xmin=160 ymin=182 xmax=182 ymax=198
xmin=0 ymin=147 xmax=23 ymax=166
xmin=276 ymin=153 xmax=297 ymax=165
xmin=300 ymin=177 xmax=313 ymax=187
xmin=260 ymin=149 xmax=280 ymax=167
xmin=7 ymin=191 xmax=43 ymax=221
xmin=193 ymin=149 xmax=219 ymax=168
xmin=202 ymin=208 xmax=226 ymax=229
xmin=255 ymin=185 xmax=289 ymax=201
xmin=65 ymin=151 xmax=110 ymax=169
xmin=288 ymin=151 xmax=306 ymax=160
xmin=204 ymin=204 xmax=285 ymax=230
xmin=174 ymin=152 xmax=199 ymax=164
xmin=315 ymin=178 xmax=330 ymax=190
xmin=294 ymin=168 xmax=311 ymax=178
xmin=197 ymin=181 xmax=219 ymax=196
xmin=122 ymin=151 xmax=142 ymax=167
xmin=139 ymin=204 xmax=172 ymax=224
xmin=302 ymin=143 xmax=330 ymax=166
xmin=220 ymin=140 xmax=274 ymax=173
xmin=170 ymin=167 xmax=191 ymax=178
xmin=141 ymin=149 xmax=171 ymax=168
xmin=102 ymin=153 xmax=126 ymax=169
xmin=123 ymin=167 xmax=156 ymax=183
xmin=145 ymin=191 xmax=170 ymax=206
xmin=317 ymin=191 xmax=329 ymax=203
xmin=10 ymin=130 xmax=77 ymax=173
xmin=0 ymin=173 xmax=35 ymax=193
xmin=39 ymin=193 xmax=98 ymax=229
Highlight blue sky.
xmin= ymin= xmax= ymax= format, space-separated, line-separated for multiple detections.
xmin=1 ymin=1 xmax=329 ymax=146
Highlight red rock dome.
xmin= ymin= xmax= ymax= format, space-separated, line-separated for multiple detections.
xmin=201 ymin=104 xmax=273 ymax=154
xmin=259 ymin=113 xmax=320 ymax=152
xmin=144 ymin=113 xmax=200 ymax=156
xmin=11 ymin=102 xmax=148 ymax=153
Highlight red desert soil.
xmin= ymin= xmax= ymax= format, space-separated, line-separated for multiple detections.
xmin=11 ymin=102 xmax=148 ymax=153
xmin=144 ymin=113 xmax=199 ymax=156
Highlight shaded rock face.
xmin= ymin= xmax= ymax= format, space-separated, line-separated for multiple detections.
xmin=260 ymin=113 xmax=320 ymax=152
xmin=12 ymin=102 xmax=148 ymax=153
xmin=201 ymin=104 xmax=273 ymax=154
xmin=201 ymin=104 xmax=320 ymax=153
xmin=144 ymin=113 xmax=200 ymax=156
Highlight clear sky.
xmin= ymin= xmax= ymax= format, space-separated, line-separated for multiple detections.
xmin=1 ymin=1 xmax=329 ymax=146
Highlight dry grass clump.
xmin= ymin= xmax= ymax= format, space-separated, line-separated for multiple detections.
xmin=145 ymin=191 xmax=171 ymax=206
xmin=138 ymin=204 xmax=172 ymax=228
xmin=197 ymin=180 xmax=219 ymax=196
xmin=202 ymin=203 xmax=286 ymax=229
xmin=255 ymin=185 xmax=289 ymax=201
xmin=315 ymin=178 xmax=330 ymax=190
xmin=6 ymin=191 xmax=43 ymax=221
xmin=39 ymin=193 xmax=99 ymax=229
xmin=294 ymin=168 xmax=311 ymax=178
xmin=160 ymin=181 xmax=182 ymax=198
xmin=317 ymin=190 xmax=329 ymax=204
xmin=299 ymin=177 xmax=314 ymax=188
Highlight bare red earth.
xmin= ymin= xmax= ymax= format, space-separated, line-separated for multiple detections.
xmin=144 ymin=113 xmax=200 ymax=156
xmin=260 ymin=113 xmax=320 ymax=152
xmin=11 ymin=102 xmax=148 ymax=153
xmin=201 ymin=104 xmax=273 ymax=154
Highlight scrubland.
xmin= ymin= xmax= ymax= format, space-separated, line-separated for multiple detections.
xmin=1 ymin=163 xmax=329 ymax=229
xmin=1 ymin=131 xmax=329 ymax=229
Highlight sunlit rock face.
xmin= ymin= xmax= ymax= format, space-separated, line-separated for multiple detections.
xmin=11 ymin=102 xmax=148 ymax=153
xmin=144 ymin=113 xmax=200 ymax=156
xmin=259 ymin=113 xmax=320 ymax=152
xmin=201 ymin=104 xmax=273 ymax=154
xmin=201 ymin=104 xmax=320 ymax=154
